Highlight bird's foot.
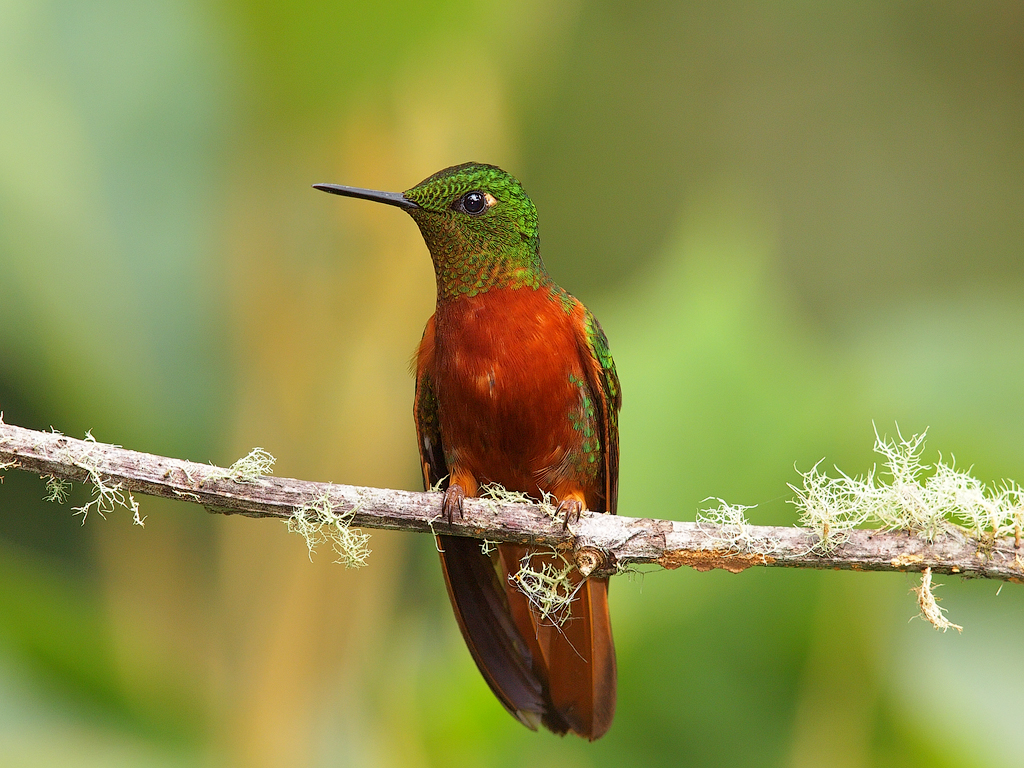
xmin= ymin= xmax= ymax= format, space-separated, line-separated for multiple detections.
xmin=556 ymin=498 xmax=584 ymax=532
xmin=442 ymin=484 xmax=466 ymax=525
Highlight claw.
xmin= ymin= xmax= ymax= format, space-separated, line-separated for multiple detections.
xmin=442 ymin=484 xmax=466 ymax=525
xmin=556 ymin=498 xmax=583 ymax=532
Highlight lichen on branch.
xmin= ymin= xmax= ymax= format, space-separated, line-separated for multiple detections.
xmin=790 ymin=425 xmax=1024 ymax=551
xmin=0 ymin=420 xmax=1021 ymax=602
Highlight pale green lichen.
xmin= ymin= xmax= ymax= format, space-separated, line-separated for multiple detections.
xmin=788 ymin=460 xmax=873 ymax=554
xmin=44 ymin=476 xmax=72 ymax=504
xmin=479 ymin=483 xmax=557 ymax=518
xmin=509 ymin=548 xmax=582 ymax=627
xmin=71 ymin=431 xmax=145 ymax=526
xmin=474 ymin=485 xmax=578 ymax=615
xmin=288 ymin=489 xmax=371 ymax=569
xmin=695 ymin=497 xmax=779 ymax=556
xmin=208 ymin=447 xmax=276 ymax=483
xmin=790 ymin=425 xmax=1024 ymax=549
xmin=701 ymin=425 xmax=1024 ymax=632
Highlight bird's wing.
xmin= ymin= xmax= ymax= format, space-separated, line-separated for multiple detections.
xmin=575 ymin=305 xmax=621 ymax=515
xmin=413 ymin=328 xmax=447 ymax=492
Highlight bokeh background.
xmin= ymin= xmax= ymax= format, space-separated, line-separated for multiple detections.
xmin=2 ymin=2 xmax=1023 ymax=766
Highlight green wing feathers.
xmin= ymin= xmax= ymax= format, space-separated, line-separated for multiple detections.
xmin=577 ymin=306 xmax=621 ymax=516
xmin=414 ymin=375 xmax=446 ymax=491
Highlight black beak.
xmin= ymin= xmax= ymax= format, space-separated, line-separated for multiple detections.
xmin=313 ymin=183 xmax=419 ymax=210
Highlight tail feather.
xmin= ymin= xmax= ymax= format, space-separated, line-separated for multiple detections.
xmin=500 ymin=544 xmax=616 ymax=740
xmin=437 ymin=535 xmax=548 ymax=728
xmin=546 ymin=577 xmax=616 ymax=739
xmin=441 ymin=539 xmax=616 ymax=739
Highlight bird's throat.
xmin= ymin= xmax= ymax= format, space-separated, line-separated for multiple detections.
xmin=431 ymin=248 xmax=550 ymax=302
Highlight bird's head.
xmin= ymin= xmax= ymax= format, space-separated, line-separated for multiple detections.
xmin=400 ymin=162 xmax=538 ymax=260
xmin=316 ymin=163 xmax=545 ymax=299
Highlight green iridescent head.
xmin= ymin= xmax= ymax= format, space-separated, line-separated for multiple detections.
xmin=403 ymin=162 xmax=539 ymax=254
xmin=315 ymin=163 xmax=547 ymax=301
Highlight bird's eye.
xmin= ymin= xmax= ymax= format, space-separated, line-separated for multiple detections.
xmin=460 ymin=191 xmax=487 ymax=215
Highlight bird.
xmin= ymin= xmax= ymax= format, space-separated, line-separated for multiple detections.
xmin=314 ymin=162 xmax=620 ymax=739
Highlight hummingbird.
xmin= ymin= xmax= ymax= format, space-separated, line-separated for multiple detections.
xmin=314 ymin=163 xmax=620 ymax=739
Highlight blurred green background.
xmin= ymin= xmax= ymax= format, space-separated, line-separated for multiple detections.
xmin=1 ymin=1 xmax=1023 ymax=766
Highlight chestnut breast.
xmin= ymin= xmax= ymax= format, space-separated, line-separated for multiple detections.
xmin=430 ymin=287 xmax=586 ymax=495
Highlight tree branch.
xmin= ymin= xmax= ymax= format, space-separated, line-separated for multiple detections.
xmin=1 ymin=419 xmax=1021 ymax=583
